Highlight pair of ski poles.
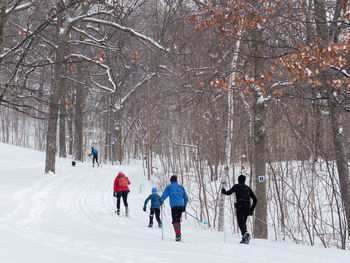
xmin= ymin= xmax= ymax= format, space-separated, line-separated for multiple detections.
xmin=159 ymin=206 xmax=208 ymax=241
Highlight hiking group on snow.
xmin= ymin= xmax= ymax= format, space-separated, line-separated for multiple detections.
xmin=112 ymin=170 xmax=257 ymax=243
xmin=81 ymin=150 xmax=257 ymax=243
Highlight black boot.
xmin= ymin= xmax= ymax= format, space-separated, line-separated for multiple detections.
xmin=240 ymin=232 xmax=250 ymax=244
xmin=158 ymin=221 xmax=162 ymax=228
xmin=244 ymin=233 xmax=251 ymax=244
xmin=240 ymin=236 xmax=246 ymax=244
xmin=173 ymin=223 xmax=181 ymax=241
xmin=148 ymin=223 xmax=153 ymax=228
xmin=176 ymin=233 xmax=181 ymax=241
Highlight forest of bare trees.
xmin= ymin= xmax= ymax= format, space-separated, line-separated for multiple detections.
xmin=0 ymin=0 xmax=349 ymax=249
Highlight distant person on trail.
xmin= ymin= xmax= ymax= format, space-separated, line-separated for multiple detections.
xmin=143 ymin=187 xmax=162 ymax=228
xmin=160 ymin=175 xmax=188 ymax=241
xmin=113 ymin=171 xmax=131 ymax=216
xmin=88 ymin=147 xmax=99 ymax=167
xmin=221 ymin=174 xmax=257 ymax=244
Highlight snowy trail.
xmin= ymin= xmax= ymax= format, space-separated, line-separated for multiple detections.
xmin=0 ymin=143 xmax=349 ymax=263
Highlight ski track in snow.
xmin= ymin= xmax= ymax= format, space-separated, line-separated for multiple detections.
xmin=0 ymin=144 xmax=350 ymax=262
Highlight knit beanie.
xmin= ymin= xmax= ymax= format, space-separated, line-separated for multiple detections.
xmin=170 ymin=175 xmax=177 ymax=183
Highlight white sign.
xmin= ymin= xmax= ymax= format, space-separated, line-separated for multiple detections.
xmin=258 ymin=176 xmax=265 ymax=182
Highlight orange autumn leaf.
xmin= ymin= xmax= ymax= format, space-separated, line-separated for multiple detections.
xmin=66 ymin=101 xmax=73 ymax=108
xmin=98 ymin=52 xmax=105 ymax=59
xmin=197 ymin=81 xmax=204 ymax=86
xmin=70 ymin=65 xmax=74 ymax=72
xmin=19 ymin=28 xmax=25 ymax=36
xmin=134 ymin=51 xmax=138 ymax=59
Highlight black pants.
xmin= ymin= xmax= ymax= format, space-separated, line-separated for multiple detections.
xmin=236 ymin=209 xmax=249 ymax=236
xmin=116 ymin=191 xmax=129 ymax=209
xmin=92 ymin=154 xmax=99 ymax=167
xmin=171 ymin=206 xmax=184 ymax=224
xmin=149 ymin=208 xmax=161 ymax=224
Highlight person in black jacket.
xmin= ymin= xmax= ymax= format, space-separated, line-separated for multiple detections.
xmin=221 ymin=174 xmax=257 ymax=244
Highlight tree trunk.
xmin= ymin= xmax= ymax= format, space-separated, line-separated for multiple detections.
xmin=45 ymin=6 xmax=69 ymax=174
xmin=218 ymin=40 xmax=240 ymax=231
xmin=73 ymin=83 xmax=84 ymax=162
xmin=329 ymin=100 xmax=350 ymax=236
xmin=313 ymin=0 xmax=350 ymax=236
xmin=0 ymin=1 xmax=7 ymax=76
xmin=252 ymin=92 xmax=268 ymax=239
xmin=251 ymin=11 xmax=268 ymax=238
xmin=59 ymin=78 xmax=67 ymax=158
xmin=45 ymin=50 xmax=65 ymax=173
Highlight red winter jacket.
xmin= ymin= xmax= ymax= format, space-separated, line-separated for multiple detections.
xmin=113 ymin=173 xmax=131 ymax=192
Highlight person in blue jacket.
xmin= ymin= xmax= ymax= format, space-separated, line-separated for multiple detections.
xmin=160 ymin=175 xmax=188 ymax=241
xmin=88 ymin=147 xmax=99 ymax=167
xmin=143 ymin=187 xmax=162 ymax=228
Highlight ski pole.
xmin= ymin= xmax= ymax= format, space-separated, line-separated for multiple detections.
xmin=185 ymin=211 xmax=207 ymax=225
xmin=161 ymin=206 xmax=164 ymax=241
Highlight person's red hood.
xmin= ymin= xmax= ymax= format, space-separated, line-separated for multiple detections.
xmin=117 ymin=173 xmax=126 ymax=178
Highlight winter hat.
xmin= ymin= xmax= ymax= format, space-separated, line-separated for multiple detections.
xmin=238 ymin=174 xmax=246 ymax=184
xmin=151 ymin=187 xmax=157 ymax=193
xmin=170 ymin=175 xmax=177 ymax=183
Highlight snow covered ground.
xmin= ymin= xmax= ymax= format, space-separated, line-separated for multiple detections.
xmin=0 ymin=142 xmax=349 ymax=263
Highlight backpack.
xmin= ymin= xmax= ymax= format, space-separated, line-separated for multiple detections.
xmin=118 ymin=177 xmax=128 ymax=188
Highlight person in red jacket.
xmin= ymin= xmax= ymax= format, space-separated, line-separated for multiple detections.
xmin=113 ymin=171 xmax=131 ymax=216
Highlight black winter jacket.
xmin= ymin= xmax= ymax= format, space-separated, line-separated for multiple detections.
xmin=222 ymin=183 xmax=257 ymax=212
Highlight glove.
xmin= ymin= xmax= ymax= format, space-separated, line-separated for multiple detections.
xmin=143 ymin=206 xmax=146 ymax=212
xmin=182 ymin=206 xmax=186 ymax=212
xmin=113 ymin=192 xmax=117 ymax=197
xmin=159 ymin=200 xmax=163 ymax=207
xmin=248 ymin=208 xmax=254 ymax=216
xmin=221 ymin=188 xmax=226 ymax=194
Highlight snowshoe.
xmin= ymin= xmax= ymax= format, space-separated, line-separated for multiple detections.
xmin=116 ymin=209 xmax=120 ymax=216
xmin=175 ymin=233 xmax=181 ymax=242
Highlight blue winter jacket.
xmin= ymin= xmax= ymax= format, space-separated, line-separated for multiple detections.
xmin=144 ymin=193 xmax=161 ymax=209
xmin=160 ymin=182 xmax=188 ymax=208
xmin=89 ymin=149 xmax=98 ymax=156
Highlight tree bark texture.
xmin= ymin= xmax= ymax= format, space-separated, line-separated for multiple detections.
xmin=250 ymin=11 xmax=268 ymax=238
